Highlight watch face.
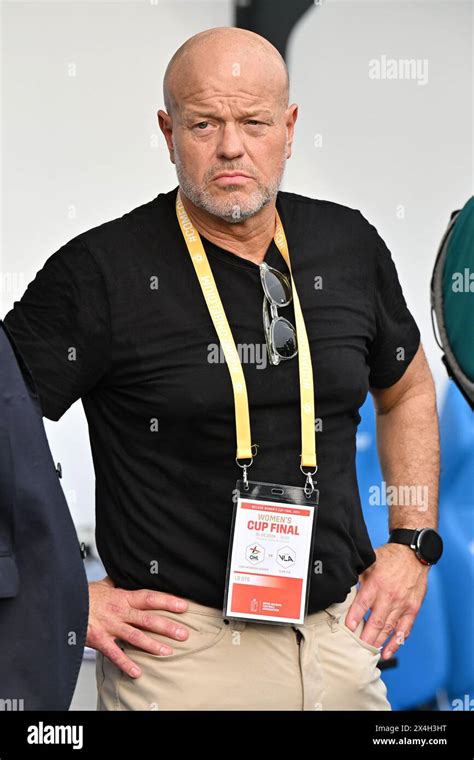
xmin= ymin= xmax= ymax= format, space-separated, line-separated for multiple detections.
xmin=417 ymin=529 xmax=443 ymax=563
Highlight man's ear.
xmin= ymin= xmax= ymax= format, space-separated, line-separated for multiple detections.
xmin=157 ymin=109 xmax=175 ymax=164
xmin=286 ymin=103 xmax=298 ymax=159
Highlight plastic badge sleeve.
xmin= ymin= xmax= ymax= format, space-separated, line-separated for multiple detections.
xmin=223 ymin=479 xmax=319 ymax=626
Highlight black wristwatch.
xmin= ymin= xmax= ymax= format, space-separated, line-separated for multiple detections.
xmin=388 ymin=528 xmax=443 ymax=566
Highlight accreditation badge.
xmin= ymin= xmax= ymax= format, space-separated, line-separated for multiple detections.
xmin=223 ymin=480 xmax=319 ymax=625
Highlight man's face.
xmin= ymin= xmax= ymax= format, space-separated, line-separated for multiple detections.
xmin=159 ymin=63 xmax=297 ymax=223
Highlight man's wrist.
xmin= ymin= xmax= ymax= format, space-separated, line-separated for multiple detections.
xmin=388 ymin=527 xmax=443 ymax=566
xmin=386 ymin=542 xmax=430 ymax=567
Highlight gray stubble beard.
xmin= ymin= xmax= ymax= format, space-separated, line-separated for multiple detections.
xmin=173 ymin=142 xmax=287 ymax=224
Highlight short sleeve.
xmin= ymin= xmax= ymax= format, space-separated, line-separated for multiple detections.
xmin=362 ymin=215 xmax=421 ymax=388
xmin=2 ymin=236 xmax=111 ymax=420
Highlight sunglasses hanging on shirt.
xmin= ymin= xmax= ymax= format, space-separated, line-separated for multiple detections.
xmin=260 ymin=261 xmax=298 ymax=365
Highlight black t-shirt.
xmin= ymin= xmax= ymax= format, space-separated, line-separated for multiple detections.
xmin=2 ymin=185 xmax=421 ymax=612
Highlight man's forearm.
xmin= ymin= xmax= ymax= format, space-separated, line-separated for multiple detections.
xmin=374 ymin=386 xmax=440 ymax=532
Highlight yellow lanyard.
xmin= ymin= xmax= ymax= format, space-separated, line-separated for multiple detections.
xmin=176 ymin=189 xmax=317 ymax=481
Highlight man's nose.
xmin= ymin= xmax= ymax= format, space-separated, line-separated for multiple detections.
xmin=215 ymin=122 xmax=245 ymax=161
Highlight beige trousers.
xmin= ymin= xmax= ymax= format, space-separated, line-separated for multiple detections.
xmin=96 ymin=583 xmax=391 ymax=711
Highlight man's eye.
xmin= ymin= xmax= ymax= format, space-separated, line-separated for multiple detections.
xmin=246 ymin=120 xmax=262 ymax=126
xmin=194 ymin=122 xmax=209 ymax=130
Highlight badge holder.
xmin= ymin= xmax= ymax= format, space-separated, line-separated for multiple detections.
xmin=223 ymin=462 xmax=319 ymax=626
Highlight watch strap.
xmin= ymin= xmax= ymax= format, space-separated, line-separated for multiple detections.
xmin=389 ymin=528 xmax=419 ymax=547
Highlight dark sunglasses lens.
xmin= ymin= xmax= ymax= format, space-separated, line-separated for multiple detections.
xmin=272 ymin=318 xmax=297 ymax=358
xmin=263 ymin=269 xmax=290 ymax=305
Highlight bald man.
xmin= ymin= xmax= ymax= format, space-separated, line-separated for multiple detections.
xmin=3 ymin=26 xmax=440 ymax=711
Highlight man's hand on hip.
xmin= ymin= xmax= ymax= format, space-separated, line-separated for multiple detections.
xmin=86 ymin=575 xmax=190 ymax=678
xmin=344 ymin=543 xmax=429 ymax=660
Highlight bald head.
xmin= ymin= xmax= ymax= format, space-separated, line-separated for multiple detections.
xmin=163 ymin=27 xmax=289 ymax=119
